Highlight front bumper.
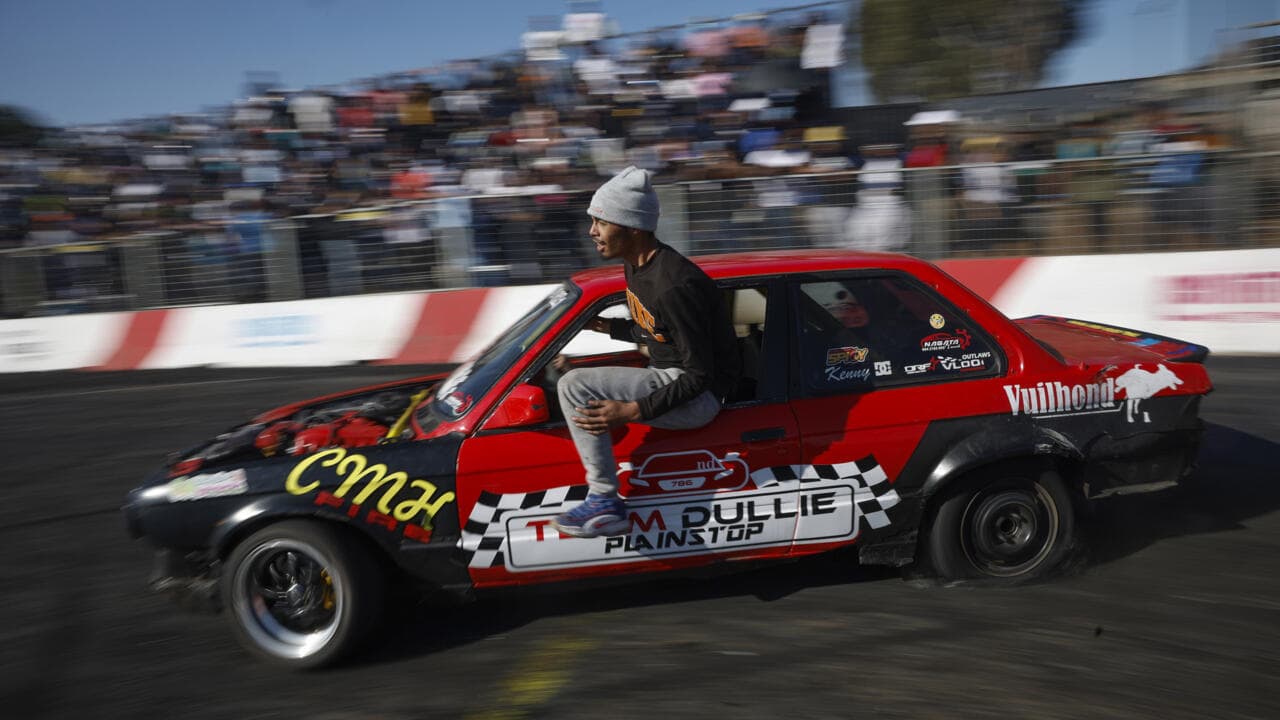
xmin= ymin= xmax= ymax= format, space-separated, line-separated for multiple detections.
xmin=147 ymin=548 xmax=222 ymax=613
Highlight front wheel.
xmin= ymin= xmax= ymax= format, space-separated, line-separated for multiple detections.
xmin=222 ymin=520 xmax=384 ymax=668
xmin=925 ymin=466 xmax=1076 ymax=582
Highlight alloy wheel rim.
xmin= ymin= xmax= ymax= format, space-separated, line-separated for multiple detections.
xmin=231 ymin=539 xmax=341 ymax=659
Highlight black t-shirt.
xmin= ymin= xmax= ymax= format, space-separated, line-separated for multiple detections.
xmin=607 ymin=242 xmax=741 ymax=420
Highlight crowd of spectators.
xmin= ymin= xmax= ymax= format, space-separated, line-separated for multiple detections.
xmin=0 ymin=5 xmax=1255 ymax=315
xmin=0 ymin=9 xmax=848 ymax=250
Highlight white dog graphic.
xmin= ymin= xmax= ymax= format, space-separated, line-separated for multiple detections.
xmin=1114 ymin=364 xmax=1183 ymax=422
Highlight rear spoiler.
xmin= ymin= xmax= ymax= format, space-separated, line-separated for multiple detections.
xmin=1018 ymin=315 xmax=1210 ymax=364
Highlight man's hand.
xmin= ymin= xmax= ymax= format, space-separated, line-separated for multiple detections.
xmin=551 ymin=354 xmax=573 ymax=373
xmin=586 ymin=317 xmax=610 ymax=334
xmin=572 ymin=399 xmax=641 ymax=435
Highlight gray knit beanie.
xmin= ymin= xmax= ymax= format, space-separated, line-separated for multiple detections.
xmin=588 ymin=165 xmax=660 ymax=232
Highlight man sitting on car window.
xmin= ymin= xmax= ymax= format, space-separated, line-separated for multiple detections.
xmin=552 ymin=166 xmax=742 ymax=538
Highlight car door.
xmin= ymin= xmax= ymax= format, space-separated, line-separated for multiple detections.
xmin=454 ymin=278 xmax=804 ymax=587
xmin=784 ymin=271 xmax=1007 ymax=552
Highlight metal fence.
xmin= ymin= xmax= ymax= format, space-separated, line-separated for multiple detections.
xmin=3 ymin=148 xmax=1277 ymax=318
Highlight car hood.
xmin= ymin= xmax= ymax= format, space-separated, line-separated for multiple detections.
xmin=155 ymin=372 xmax=450 ymax=480
xmin=251 ymin=370 xmax=452 ymax=424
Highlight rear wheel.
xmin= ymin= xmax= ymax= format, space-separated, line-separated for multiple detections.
xmin=222 ymin=520 xmax=384 ymax=668
xmin=926 ymin=465 xmax=1076 ymax=582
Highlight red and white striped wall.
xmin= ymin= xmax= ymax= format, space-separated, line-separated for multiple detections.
xmin=1 ymin=248 xmax=1277 ymax=373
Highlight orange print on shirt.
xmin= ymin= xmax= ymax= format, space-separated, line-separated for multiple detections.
xmin=626 ymin=289 xmax=667 ymax=343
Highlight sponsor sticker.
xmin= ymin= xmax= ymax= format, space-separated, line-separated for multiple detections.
xmin=904 ymin=361 xmax=933 ymax=375
xmin=919 ymin=329 xmax=971 ymax=352
xmin=824 ymin=365 xmax=872 ymax=383
xmin=934 ymin=350 xmax=991 ymax=372
xmin=310 ymin=490 xmax=435 ymax=544
xmin=286 ymin=448 xmax=455 ymax=529
xmin=825 ymin=346 xmax=869 ymax=365
xmin=165 ymin=469 xmax=248 ymax=502
xmin=929 ymin=313 xmax=945 ymax=329
xmin=0 ymin=329 xmax=51 ymax=362
xmin=234 ymin=314 xmax=317 ymax=348
xmin=874 ymin=360 xmax=892 ymax=377
xmin=619 ymin=450 xmax=750 ymax=496
xmin=1002 ymin=364 xmax=1183 ymax=424
xmin=443 ymin=391 xmax=474 ymax=416
xmin=1159 ymin=271 xmax=1280 ymax=321
xmin=461 ymin=456 xmax=901 ymax=571
xmin=1114 ymin=363 xmax=1183 ymax=422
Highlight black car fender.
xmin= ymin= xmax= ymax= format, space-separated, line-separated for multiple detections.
xmin=855 ymin=415 xmax=1084 ymax=568
xmin=206 ymin=494 xmax=375 ymax=559
xmin=918 ymin=416 xmax=1084 ymax=502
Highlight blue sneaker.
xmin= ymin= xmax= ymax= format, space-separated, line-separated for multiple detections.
xmin=552 ymin=494 xmax=629 ymax=538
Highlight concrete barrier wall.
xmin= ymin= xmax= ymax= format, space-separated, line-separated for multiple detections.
xmin=2 ymin=249 xmax=1277 ymax=373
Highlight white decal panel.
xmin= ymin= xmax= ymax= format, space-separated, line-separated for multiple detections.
xmin=164 ymin=469 xmax=248 ymax=502
xmin=459 ymin=456 xmax=899 ymax=571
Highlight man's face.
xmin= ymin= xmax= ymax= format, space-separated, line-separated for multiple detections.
xmin=589 ymin=216 xmax=636 ymax=259
xmin=827 ymin=290 xmax=870 ymax=329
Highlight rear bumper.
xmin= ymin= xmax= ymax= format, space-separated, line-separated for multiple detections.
xmin=1085 ymin=423 xmax=1203 ymax=500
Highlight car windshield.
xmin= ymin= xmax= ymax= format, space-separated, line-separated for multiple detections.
xmin=418 ymin=282 xmax=579 ymax=429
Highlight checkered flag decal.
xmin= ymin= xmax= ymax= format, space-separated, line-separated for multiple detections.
xmin=751 ymin=454 xmax=900 ymax=529
xmin=459 ymin=484 xmax=589 ymax=568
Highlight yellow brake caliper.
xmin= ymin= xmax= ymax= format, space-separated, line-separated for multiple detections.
xmin=320 ymin=569 xmax=335 ymax=611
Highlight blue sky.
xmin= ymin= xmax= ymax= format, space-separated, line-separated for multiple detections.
xmin=1 ymin=0 xmax=1278 ymax=127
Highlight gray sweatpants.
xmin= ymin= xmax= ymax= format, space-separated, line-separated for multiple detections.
xmin=557 ymin=366 xmax=722 ymax=497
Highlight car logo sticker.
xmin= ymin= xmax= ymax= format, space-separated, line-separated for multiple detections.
xmin=1002 ymin=363 xmax=1183 ymax=423
xmin=618 ymin=450 xmax=750 ymax=496
xmin=1114 ymin=364 xmax=1183 ymax=422
xmin=286 ymin=448 xmax=456 ymax=529
xmin=825 ymin=346 xmax=869 ymax=365
xmin=919 ymin=329 xmax=971 ymax=352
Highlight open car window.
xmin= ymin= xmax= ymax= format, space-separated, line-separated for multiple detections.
xmin=520 ymin=283 xmax=775 ymax=424
xmin=559 ymin=301 xmax=636 ymax=358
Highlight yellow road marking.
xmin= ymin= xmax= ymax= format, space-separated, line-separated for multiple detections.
xmin=463 ymin=637 xmax=597 ymax=720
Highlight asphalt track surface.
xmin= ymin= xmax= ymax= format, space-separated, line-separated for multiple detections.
xmin=1 ymin=357 xmax=1277 ymax=720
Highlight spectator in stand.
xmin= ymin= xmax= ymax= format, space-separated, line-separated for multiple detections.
xmin=846 ymin=144 xmax=910 ymax=252
xmin=958 ymin=138 xmax=1017 ymax=254
xmin=1149 ymin=126 xmax=1210 ymax=247
xmin=288 ymin=92 xmax=335 ymax=135
xmin=1058 ymin=120 xmax=1118 ymax=253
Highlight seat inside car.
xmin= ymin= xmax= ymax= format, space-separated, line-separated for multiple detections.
xmin=729 ymin=287 xmax=767 ymax=403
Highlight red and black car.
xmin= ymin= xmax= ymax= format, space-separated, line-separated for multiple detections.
xmin=123 ymin=250 xmax=1212 ymax=667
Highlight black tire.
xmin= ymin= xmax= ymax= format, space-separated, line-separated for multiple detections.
xmin=925 ymin=465 xmax=1077 ymax=582
xmin=221 ymin=520 xmax=384 ymax=669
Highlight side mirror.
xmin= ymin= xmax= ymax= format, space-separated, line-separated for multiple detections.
xmin=485 ymin=384 xmax=551 ymax=430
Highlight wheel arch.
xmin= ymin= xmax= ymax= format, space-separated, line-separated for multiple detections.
xmin=210 ymin=496 xmax=393 ymax=570
xmin=919 ymin=421 xmax=1086 ymax=504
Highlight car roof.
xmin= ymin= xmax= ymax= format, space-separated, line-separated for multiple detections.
xmin=569 ymin=249 xmax=935 ymax=295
